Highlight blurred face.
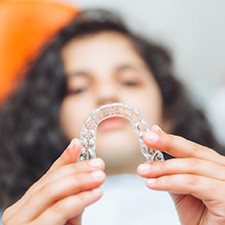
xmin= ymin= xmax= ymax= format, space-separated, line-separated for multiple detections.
xmin=60 ymin=32 xmax=164 ymax=174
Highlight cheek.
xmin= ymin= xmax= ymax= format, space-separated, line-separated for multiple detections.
xmin=122 ymin=88 xmax=163 ymax=127
xmin=59 ymin=97 xmax=94 ymax=139
xmin=142 ymin=90 xmax=164 ymax=127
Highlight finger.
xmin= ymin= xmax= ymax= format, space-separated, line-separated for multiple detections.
xmin=28 ymin=158 xmax=105 ymax=202
xmin=21 ymin=139 xmax=83 ymax=198
xmin=20 ymin=158 xmax=105 ymax=209
xmin=145 ymin=174 xmax=225 ymax=204
xmin=143 ymin=125 xmax=225 ymax=166
xmin=40 ymin=157 xmax=105 ymax=186
xmin=49 ymin=138 xmax=82 ymax=172
xmin=33 ymin=189 xmax=103 ymax=225
xmin=137 ymin=158 xmax=225 ymax=181
xmin=27 ymin=158 xmax=105 ymax=201
xmin=4 ymin=138 xmax=83 ymax=219
xmin=13 ymin=170 xmax=106 ymax=221
xmin=22 ymin=139 xmax=82 ymax=202
xmin=32 ymin=157 xmax=104 ymax=191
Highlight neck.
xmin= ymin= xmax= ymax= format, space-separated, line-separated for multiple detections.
xmin=105 ymin=163 xmax=138 ymax=176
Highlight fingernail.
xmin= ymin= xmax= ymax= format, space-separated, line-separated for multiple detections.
xmin=67 ymin=139 xmax=78 ymax=150
xmin=138 ymin=164 xmax=151 ymax=172
xmin=92 ymin=188 xmax=103 ymax=194
xmin=147 ymin=178 xmax=157 ymax=186
xmin=91 ymin=171 xmax=104 ymax=179
xmin=89 ymin=158 xmax=102 ymax=168
xmin=151 ymin=125 xmax=163 ymax=133
xmin=145 ymin=131 xmax=159 ymax=142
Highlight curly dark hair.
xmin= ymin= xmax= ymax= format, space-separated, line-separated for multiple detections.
xmin=0 ymin=9 xmax=224 ymax=208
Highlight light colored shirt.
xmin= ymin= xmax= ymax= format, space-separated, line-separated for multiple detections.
xmin=0 ymin=210 xmax=2 ymax=225
xmin=83 ymin=174 xmax=180 ymax=225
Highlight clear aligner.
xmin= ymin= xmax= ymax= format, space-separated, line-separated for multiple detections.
xmin=79 ymin=103 xmax=164 ymax=162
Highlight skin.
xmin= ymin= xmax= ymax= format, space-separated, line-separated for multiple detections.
xmin=2 ymin=139 xmax=106 ymax=225
xmin=2 ymin=32 xmax=225 ymax=225
xmin=3 ymin=128 xmax=225 ymax=225
xmin=60 ymin=32 xmax=165 ymax=174
xmin=138 ymin=125 xmax=225 ymax=225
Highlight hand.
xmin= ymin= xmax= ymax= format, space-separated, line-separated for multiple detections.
xmin=2 ymin=139 xmax=106 ymax=225
xmin=137 ymin=125 xmax=225 ymax=225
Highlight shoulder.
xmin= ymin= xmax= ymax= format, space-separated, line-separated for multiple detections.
xmin=0 ymin=209 xmax=3 ymax=225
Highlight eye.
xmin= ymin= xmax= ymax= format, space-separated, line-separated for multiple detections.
xmin=67 ymin=88 xmax=86 ymax=95
xmin=66 ymin=75 xmax=90 ymax=96
xmin=67 ymin=87 xmax=88 ymax=95
xmin=118 ymin=68 xmax=141 ymax=88
xmin=122 ymin=79 xmax=140 ymax=87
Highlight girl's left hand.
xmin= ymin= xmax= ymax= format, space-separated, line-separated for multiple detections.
xmin=137 ymin=125 xmax=225 ymax=225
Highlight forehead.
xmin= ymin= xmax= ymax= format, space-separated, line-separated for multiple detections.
xmin=61 ymin=31 xmax=147 ymax=73
xmin=62 ymin=31 xmax=135 ymax=54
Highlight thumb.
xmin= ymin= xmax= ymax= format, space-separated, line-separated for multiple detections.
xmin=49 ymin=138 xmax=82 ymax=172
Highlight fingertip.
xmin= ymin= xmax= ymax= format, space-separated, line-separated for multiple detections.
xmin=49 ymin=139 xmax=82 ymax=171
xmin=67 ymin=138 xmax=81 ymax=151
xmin=89 ymin=158 xmax=105 ymax=170
xmin=147 ymin=178 xmax=157 ymax=188
xmin=62 ymin=138 xmax=82 ymax=162
xmin=143 ymin=131 xmax=159 ymax=143
xmin=92 ymin=188 xmax=104 ymax=197
xmin=137 ymin=163 xmax=151 ymax=174
xmin=150 ymin=125 xmax=164 ymax=134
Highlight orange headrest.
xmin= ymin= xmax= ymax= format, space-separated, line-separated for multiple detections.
xmin=0 ymin=0 xmax=79 ymax=103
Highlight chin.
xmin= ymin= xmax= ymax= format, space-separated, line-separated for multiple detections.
xmin=96 ymin=132 xmax=140 ymax=162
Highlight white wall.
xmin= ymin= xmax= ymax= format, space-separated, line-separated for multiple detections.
xmin=66 ymin=0 xmax=225 ymax=143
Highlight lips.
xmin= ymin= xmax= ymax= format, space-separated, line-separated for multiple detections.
xmin=98 ymin=117 xmax=128 ymax=131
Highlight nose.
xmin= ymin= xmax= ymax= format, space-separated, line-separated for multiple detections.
xmin=96 ymin=80 xmax=119 ymax=106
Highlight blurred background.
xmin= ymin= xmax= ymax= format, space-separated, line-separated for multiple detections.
xmin=1 ymin=0 xmax=225 ymax=143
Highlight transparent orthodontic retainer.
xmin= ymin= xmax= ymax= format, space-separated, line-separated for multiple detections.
xmin=79 ymin=103 xmax=164 ymax=162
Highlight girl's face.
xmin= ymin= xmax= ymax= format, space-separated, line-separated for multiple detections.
xmin=60 ymin=32 xmax=165 ymax=174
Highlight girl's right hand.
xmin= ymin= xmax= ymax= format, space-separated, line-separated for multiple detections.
xmin=2 ymin=139 xmax=106 ymax=225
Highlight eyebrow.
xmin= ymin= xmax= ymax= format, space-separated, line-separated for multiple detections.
xmin=66 ymin=71 xmax=91 ymax=79
xmin=117 ymin=64 xmax=134 ymax=71
xmin=66 ymin=62 xmax=149 ymax=79
xmin=115 ymin=62 xmax=150 ymax=76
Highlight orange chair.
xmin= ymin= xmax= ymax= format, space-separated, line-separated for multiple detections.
xmin=0 ymin=0 xmax=79 ymax=103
